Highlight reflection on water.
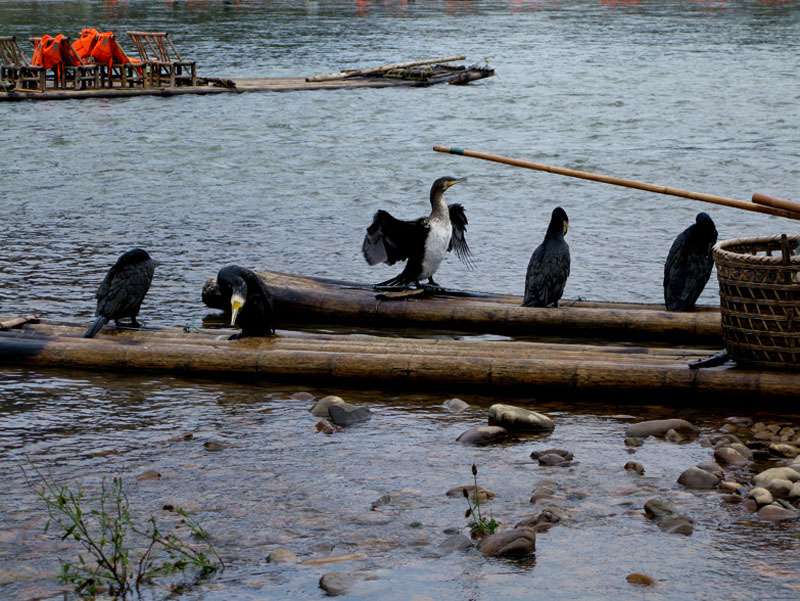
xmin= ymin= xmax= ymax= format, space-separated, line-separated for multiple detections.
xmin=1 ymin=1 xmax=800 ymax=600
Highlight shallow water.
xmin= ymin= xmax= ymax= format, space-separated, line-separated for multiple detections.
xmin=1 ymin=1 xmax=800 ymax=600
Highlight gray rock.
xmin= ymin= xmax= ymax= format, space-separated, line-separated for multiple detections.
xmin=530 ymin=448 xmax=573 ymax=461
xmin=291 ymin=391 xmax=315 ymax=401
xmin=644 ymin=498 xmax=678 ymax=519
xmin=267 ymin=549 xmax=299 ymax=564
xmin=753 ymin=467 xmax=800 ymax=488
xmin=488 ymin=404 xmax=555 ymax=432
xmin=764 ymin=478 xmax=794 ymax=498
xmin=445 ymin=485 xmax=494 ymax=503
xmin=719 ymin=481 xmax=746 ymax=495
xmin=444 ymin=398 xmax=469 ymax=412
xmin=436 ymin=533 xmax=473 ymax=555
xmin=625 ymin=419 xmax=697 ymax=439
xmin=665 ymin=428 xmax=685 ymax=443
xmin=328 ymin=403 xmax=372 ymax=426
xmin=790 ymin=481 xmax=800 ymax=499
xmin=677 ymin=466 xmax=721 ymax=489
xmin=319 ymin=571 xmax=357 ymax=596
xmin=536 ymin=453 xmax=572 ymax=467
xmin=757 ymin=504 xmax=798 ymax=521
xmin=714 ymin=446 xmax=749 ymax=466
xmin=624 ymin=436 xmax=644 ymax=447
xmin=658 ymin=515 xmax=695 ymax=536
xmin=769 ymin=443 xmax=800 ymax=458
xmin=310 ymin=395 xmax=346 ymax=417
xmin=515 ymin=509 xmax=562 ymax=531
xmin=456 ymin=425 xmax=509 ymax=445
xmin=696 ymin=461 xmax=724 ymax=478
xmin=476 ymin=527 xmax=536 ymax=557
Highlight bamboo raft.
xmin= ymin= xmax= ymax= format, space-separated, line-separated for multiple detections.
xmin=0 ymin=58 xmax=494 ymax=102
xmin=201 ymin=270 xmax=723 ymax=345
xmin=0 ymin=317 xmax=797 ymax=401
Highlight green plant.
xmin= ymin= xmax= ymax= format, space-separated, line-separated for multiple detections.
xmin=24 ymin=462 xmax=223 ymax=598
xmin=463 ymin=463 xmax=497 ymax=536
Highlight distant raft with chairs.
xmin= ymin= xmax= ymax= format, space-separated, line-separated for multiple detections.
xmin=0 ymin=51 xmax=493 ymax=100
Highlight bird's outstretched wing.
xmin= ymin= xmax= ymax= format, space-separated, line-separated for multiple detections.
xmin=447 ymin=203 xmax=475 ymax=270
xmin=362 ymin=210 xmax=426 ymax=266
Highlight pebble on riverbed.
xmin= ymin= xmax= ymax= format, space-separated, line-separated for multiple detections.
xmin=446 ymin=485 xmax=495 ymax=503
xmin=328 ymin=403 xmax=372 ymax=426
xmin=643 ymin=498 xmax=694 ymax=536
xmin=267 ymin=549 xmax=299 ymax=564
xmin=626 ymin=573 xmax=656 ymax=586
xmin=444 ymin=398 xmax=469 ymax=412
xmin=625 ymin=418 xmax=697 ymax=440
xmin=677 ymin=465 xmax=721 ymax=489
xmin=530 ymin=448 xmax=573 ymax=467
xmin=319 ymin=571 xmax=358 ymax=596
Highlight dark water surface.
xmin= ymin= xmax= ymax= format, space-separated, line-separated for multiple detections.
xmin=1 ymin=1 xmax=800 ymax=600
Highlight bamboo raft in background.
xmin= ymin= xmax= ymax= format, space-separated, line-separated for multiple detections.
xmin=201 ymin=270 xmax=722 ymax=345
xmin=0 ymin=318 xmax=797 ymax=401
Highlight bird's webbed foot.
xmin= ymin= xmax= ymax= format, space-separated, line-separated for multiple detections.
xmin=422 ymin=278 xmax=444 ymax=292
xmin=129 ymin=319 xmax=143 ymax=328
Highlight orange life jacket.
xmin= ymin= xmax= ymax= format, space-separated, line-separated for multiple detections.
xmin=72 ymin=28 xmax=99 ymax=59
xmin=91 ymin=31 xmax=135 ymax=67
xmin=31 ymin=34 xmax=63 ymax=69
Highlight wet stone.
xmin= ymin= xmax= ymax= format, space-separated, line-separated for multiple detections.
xmin=291 ymin=391 xmax=315 ymax=401
xmin=319 ymin=571 xmax=357 ymax=596
xmin=658 ymin=514 xmax=695 ymax=536
xmin=476 ymin=527 xmax=536 ymax=558
xmin=769 ymin=443 xmax=800 ymax=458
xmin=310 ymin=395 xmax=346 ymax=417
xmin=757 ymin=504 xmax=798 ymax=522
xmin=444 ymin=398 xmax=469 ymax=412
xmin=436 ymin=533 xmax=473 ymax=555
xmin=624 ymin=461 xmax=645 ymax=475
xmin=748 ymin=487 xmax=773 ymax=506
xmin=267 ymin=549 xmax=299 ymax=564
xmin=626 ymin=573 xmax=656 ymax=586
xmin=315 ymin=419 xmax=339 ymax=434
xmin=624 ymin=436 xmax=644 ymax=447
xmin=696 ymin=461 xmax=723 ymax=478
xmin=719 ymin=481 xmax=746 ymax=495
xmin=487 ymin=404 xmax=555 ymax=433
xmin=720 ymin=493 xmax=743 ymax=504
xmin=764 ymin=478 xmax=794 ymax=498
xmin=328 ymin=403 xmax=371 ymax=426
xmin=714 ymin=446 xmax=749 ymax=466
xmin=446 ymin=485 xmax=495 ymax=504
xmin=677 ymin=466 xmax=721 ymax=489
xmin=136 ymin=469 xmax=161 ymax=481
xmin=665 ymin=428 xmax=685 ymax=444
xmin=625 ymin=419 xmax=697 ymax=439
xmin=203 ymin=441 xmax=226 ymax=452
xmin=456 ymin=425 xmax=509 ymax=445
xmin=754 ymin=467 xmax=800 ymax=488
xmin=644 ymin=498 xmax=678 ymax=520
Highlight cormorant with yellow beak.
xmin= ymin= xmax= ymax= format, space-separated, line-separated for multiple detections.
xmin=216 ymin=265 xmax=275 ymax=339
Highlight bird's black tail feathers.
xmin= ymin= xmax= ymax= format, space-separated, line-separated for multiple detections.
xmin=84 ymin=316 xmax=109 ymax=338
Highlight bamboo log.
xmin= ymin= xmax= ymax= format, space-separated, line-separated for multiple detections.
xmin=0 ymin=328 xmax=798 ymax=399
xmin=201 ymin=271 xmax=723 ymax=344
xmin=305 ymin=56 xmax=467 ymax=82
xmin=752 ymin=192 xmax=800 ymax=215
xmin=433 ymin=146 xmax=800 ymax=222
xmin=0 ymin=314 xmax=39 ymax=330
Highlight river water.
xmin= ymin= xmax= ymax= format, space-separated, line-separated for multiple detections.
xmin=1 ymin=1 xmax=800 ymax=600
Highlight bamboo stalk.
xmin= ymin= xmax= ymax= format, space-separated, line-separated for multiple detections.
xmin=306 ymin=56 xmax=466 ymax=82
xmin=752 ymin=192 xmax=800 ymax=215
xmin=433 ymin=146 xmax=800 ymax=221
xmin=0 ymin=314 xmax=39 ymax=330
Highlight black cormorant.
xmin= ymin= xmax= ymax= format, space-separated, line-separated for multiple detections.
xmin=362 ymin=176 xmax=474 ymax=288
xmin=523 ymin=207 xmax=570 ymax=307
xmin=216 ymin=265 xmax=275 ymax=339
xmin=664 ymin=211 xmax=717 ymax=312
xmin=84 ymin=248 xmax=157 ymax=338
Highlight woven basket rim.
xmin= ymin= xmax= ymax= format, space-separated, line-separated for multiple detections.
xmin=713 ymin=234 xmax=800 ymax=265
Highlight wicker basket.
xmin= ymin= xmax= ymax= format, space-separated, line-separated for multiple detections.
xmin=713 ymin=234 xmax=800 ymax=369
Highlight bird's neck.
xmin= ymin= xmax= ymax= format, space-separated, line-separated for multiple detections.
xmin=429 ymin=191 xmax=449 ymax=219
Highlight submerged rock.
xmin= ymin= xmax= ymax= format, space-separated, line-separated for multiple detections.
xmin=446 ymin=485 xmax=495 ymax=503
xmin=476 ymin=527 xmax=536 ymax=558
xmin=456 ymin=426 xmax=509 ymax=445
xmin=624 ymin=461 xmax=645 ymax=475
xmin=625 ymin=419 xmax=697 ymax=439
xmin=444 ymin=398 xmax=469 ymax=412
xmin=436 ymin=533 xmax=473 ymax=555
xmin=757 ymin=504 xmax=798 ymax=521
xmin=487 ymin=404 xmax=555 ymax=433
xmin=328 ymin=403 xmax=371 ymax=426
xmin=626 ymin=573 xmax=656 ymax=586
xmin=714 ymin=446 xmax=750 ymax=466
xmin=267 ymin=549 xmax=299 ymax=564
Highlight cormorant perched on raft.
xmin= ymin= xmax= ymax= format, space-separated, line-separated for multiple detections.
xmin=523 ymin=207 xmax=570 ymax=307
xmin=663 ymin=212 xmax=717 ymax=312
xmin=216 ymin=265 xmax=275 ymax=339
xmin=362 ymin=176 xmax=474 ymax=289
xmin=84 ymin=248 xmax=157 ymax=338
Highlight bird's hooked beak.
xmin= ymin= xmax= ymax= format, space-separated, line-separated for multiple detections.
xmin=563 ymin=219 xmax=569 ymax=235
xmin=446 ymin=177 xmax=468 ymax=189
xmin=230 ymin=293 xmax=245 ymax=326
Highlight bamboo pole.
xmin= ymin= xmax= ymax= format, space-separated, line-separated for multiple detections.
xmin=306 ymin=56 xmax=466 ymax=82
xmin=433 ymin=146 xmax=800 ymax=222
xmin=752 ymin=192 xmax=800 ymax=215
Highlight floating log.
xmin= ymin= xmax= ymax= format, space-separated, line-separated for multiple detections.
xmin=433 ymin=146 xmax=800 ymax=222
xmin=305 ymin=56 xmax=467 ymax=82
xmin=1 ymin=318 xmax=798 ymax=401
xmin=201 ymin=270 xmax=722 ymax=345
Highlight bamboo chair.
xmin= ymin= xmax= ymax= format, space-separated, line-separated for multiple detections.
xmin=125 ymin=31 xmax=196 ymax=87
xmin=30 ymin=36 xmax=99 ymax=90
xmin=0 ymin=36 xmax=46 ymax=91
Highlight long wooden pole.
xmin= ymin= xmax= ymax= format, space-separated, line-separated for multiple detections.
xmin=306 ymin=56 xmax=467 ymax=82
xmin=433 ymin=145 xmax=800 ymax=222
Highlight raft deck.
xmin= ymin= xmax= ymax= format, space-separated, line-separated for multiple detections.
xmin=202 ymin=270 xmax=723 ymax=345
xmin=0 ymin=66 xmax=494 ymax=101
xmin=1 ymin=318 xmax=792 ymax=402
